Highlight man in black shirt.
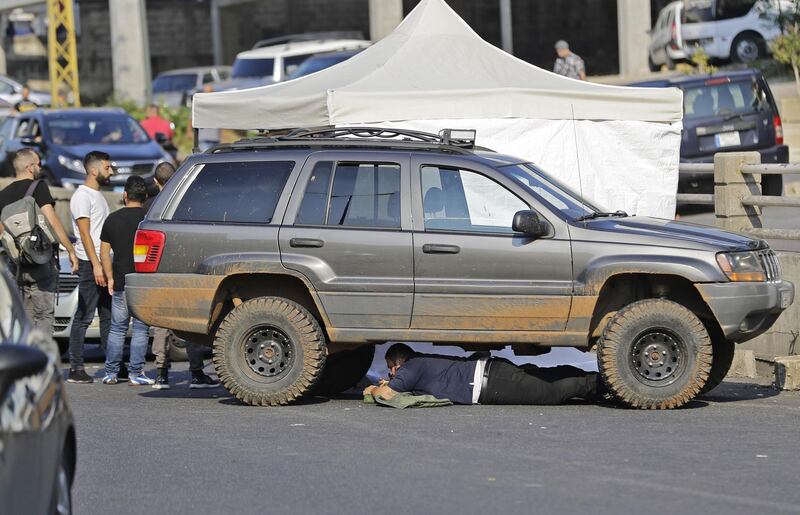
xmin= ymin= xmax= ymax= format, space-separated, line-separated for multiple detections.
xmin=144 ymin=162 xmax=219 ymax=389
xmin=365 ymin=343 xmax=607 ymax=405
xmin=13 ymin=85 xmax=39 ymax=113
xmin=99 ymin=176 xmax=154 ymax=385
xmin=0 ymin=148 xmax=78 ymax=333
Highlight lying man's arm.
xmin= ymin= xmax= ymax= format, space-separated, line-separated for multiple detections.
xmin=364 ymin=383 xmax=398 ymax=401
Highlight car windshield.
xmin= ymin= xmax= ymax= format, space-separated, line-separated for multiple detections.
xmin=682 ymin=0 xmax=714 ymax=22
xmin=152 ymin=74 xmax=197 ymax=93
xmin=232 ymin=57 xmax=275 ymax=78
xmin=497 ymin=162 xmax=600 ymax=220
xmin=287 ymin=53 xmax=354 ymax=79
xmin=45 ymin=114 xmax=150 ymax=145
xmin=683 ymin=78 xmax=770 ymax=120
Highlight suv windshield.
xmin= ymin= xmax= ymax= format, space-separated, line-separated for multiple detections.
xmin=152 ymin=74 xmax=197 ymax=93
xmin=683 ymin=78 xmax=770 ymax=119
xmin=45 ymin=114 xmax=150 ymax=145
xmin=232 ymin=57 xmax=275 ymax=78
xmin=497 ymin=163 xmax=599 ymax=220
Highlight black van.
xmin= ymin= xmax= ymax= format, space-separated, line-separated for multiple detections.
xmin=631 ymin=69 xmax=787 ymax=195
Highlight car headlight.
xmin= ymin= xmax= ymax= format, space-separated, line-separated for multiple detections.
xmin=57 ymin=155 xmax=85 ymax=173
xmin=716 ymin=251 xmax=766 ymax=282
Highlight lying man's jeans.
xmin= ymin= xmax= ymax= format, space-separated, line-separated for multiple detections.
xmin=105 ymin=290 xmax=149 ymax=376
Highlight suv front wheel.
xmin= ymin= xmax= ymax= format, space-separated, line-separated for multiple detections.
xmin=213 ymin=297 xmax=326 ymax=406
xmin=597 ymin=299 xmax=712 ymax=409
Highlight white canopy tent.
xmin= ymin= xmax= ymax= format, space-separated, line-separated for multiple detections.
xmin=193 ymin=0 xmax=683 ymax=218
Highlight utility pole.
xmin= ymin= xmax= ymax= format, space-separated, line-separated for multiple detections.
xmin=369 ymin=0 xmax=402 ymax=41
xmin=46 ymin=0 xmax=80 ymax=106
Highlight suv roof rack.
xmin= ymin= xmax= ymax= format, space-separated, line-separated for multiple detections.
xmin=252 ymin=31 xmax=365 ymax=49
xmin=208 ymin=127 xmax=490 ymax=155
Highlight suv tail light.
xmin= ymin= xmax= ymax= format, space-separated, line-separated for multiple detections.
xmin=774 ymin=115 xmax=784 ymax=145
xmin=133 ymin=230 xmax=165 ymax=273
xmin=669 ymin=22 xmax=679 ymax=49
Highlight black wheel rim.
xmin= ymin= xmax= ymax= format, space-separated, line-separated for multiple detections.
xmin=629 ymin=329 xmax=687 ymax=387
xmin=242 ymin=326 xmax=295 ymax=379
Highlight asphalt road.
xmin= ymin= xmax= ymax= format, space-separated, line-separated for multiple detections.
xmin=66 ymin=361 xmax=800 ymax=515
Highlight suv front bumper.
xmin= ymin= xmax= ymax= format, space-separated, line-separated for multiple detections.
xmin=696 ymin=280 xmax=794 ymax=342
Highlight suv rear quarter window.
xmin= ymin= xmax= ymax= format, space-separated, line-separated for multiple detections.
xmin=171 ymin=160 xmax=294 ymax=223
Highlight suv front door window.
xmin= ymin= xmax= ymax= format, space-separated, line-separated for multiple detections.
xmin=411 ymin=161 xmax=572 ymax=332
xmin=281 ymin=155 xmax=413 ymax=329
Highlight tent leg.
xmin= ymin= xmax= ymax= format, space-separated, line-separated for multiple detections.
xmin=192 ymin=128 xmax=200 ymax=154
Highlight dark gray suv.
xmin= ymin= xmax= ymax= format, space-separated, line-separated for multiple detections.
xmin=126 ymin=128 xmax=794 ymax=409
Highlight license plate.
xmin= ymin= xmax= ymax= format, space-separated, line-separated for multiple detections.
xmin=715 ymin=131 xmax=741 ymax=147
xmin=781 ymin=290 xmax=792 ymax=309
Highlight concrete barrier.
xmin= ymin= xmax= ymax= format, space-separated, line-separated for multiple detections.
xmin=774 ymin=355 xmax=800 ymax=390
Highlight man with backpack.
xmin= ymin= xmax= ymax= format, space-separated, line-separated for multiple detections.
xmin=67 ymin=151 xmax=113 ymax=384
xmin=0 ymin=148 xmax=79 ymax=333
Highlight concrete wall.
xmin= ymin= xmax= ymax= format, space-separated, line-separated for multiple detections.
xmin=741 ymin=251 xmax=800 ymax=357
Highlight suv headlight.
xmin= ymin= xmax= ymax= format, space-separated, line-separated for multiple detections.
xmin=57 ymin=155 xmax=85 ymax=173
xmin=716 ymin=251 xmax=766 ymax=282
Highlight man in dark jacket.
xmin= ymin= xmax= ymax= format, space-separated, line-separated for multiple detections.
xmin=364 ymin=343 xmax=606 ymax=405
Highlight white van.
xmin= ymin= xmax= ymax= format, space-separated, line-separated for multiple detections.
xmin=681 ymin=0 xmax=792 ymax=62
xmin=649 ymin=1 xmax=687 ymax=70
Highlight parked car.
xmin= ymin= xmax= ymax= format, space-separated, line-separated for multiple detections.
xmin=0 ymin=74 xmax=51 ymax=107
xmin=630 ymin=69 xmax=786 ymax=195
xmin=681 ymin=0 xmax=792 ymax=63
xmin=286 ymin=49 xmax=365 ymax=80
xmin=206 ymin=38 xmax=371 ymax=92
xmin=125 ymin=127 xmax=793 ymax=410
xmin=151 ymin=66 xmax=231 ymax=107
xmin=649 ymin=1 xmax=687 ymax=70
xmin=0 ymin=260 xmax=76 ymax=514
xmin=0 ymin=108 xmax=174 ymax=189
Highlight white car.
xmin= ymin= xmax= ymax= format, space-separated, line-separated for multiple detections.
xmin=208 ymin=38 xmax=371 ymax=92
xmin=649 ymin=1 xmax=687 ymax=70
xmin=681 ymin=0 xmax=793 ymax=63
xmin=0 ymin=75 xmax=51 ymax=107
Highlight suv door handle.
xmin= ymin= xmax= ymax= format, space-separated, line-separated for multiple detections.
xmin=422 ymin=244 xmax=460 ymax=254
xmin=290 ymin=238 xmax=324 ymax=248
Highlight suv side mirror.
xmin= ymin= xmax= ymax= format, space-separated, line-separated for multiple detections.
xmin=0 ymin=344 xmax=49 ymax=399
xmin=512 ymin=210 xmax=549 ymax=237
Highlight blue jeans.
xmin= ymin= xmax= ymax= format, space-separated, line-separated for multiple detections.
xmin=69 ymin=259 xmax=112 ymax=370
xmin=105 ymin=290 xmax=149 ymax=375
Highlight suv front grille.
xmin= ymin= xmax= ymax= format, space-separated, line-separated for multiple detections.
xmin=132 ymin=163 xmax=155 ymax=176
xmin=54 ymin=317 xmax=71 ymax=330
xmin=58 ymin=274 xmax=79 ymax=294
xmin=758 ymin=249 xmax=781 ymax=281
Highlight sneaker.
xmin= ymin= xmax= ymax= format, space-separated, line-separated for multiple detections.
xmin=152 ymin=369 xmax=170 ymax=390
xmin=101 ymin=373 xmax=118 ymax=385
xmin=190 ymin=372 xmax=221 ymax=389
xmin=128 ymin=372 xmax=156 ymax=386
xmin=67 ymin=369 xmax=94 ymax=384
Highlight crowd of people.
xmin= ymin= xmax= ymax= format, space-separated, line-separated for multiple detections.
xmin=0 ymin=148 xmax=220 ymax=390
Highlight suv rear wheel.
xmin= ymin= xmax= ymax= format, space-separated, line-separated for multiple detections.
xmin=213 ymin=297 xmax=326 ymax=406
xmin=597 ymin=299 xmax=712 ymax=409
xmin=731 ymin=33 xmax=764 ymax=63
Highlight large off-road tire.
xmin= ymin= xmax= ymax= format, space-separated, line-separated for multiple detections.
xmin=212 ymin=297 xmax=326 ymax=406
xmin=313 ymin=345 xmax=375 ymax=395
xmin=700 ymin=335 xmax=735 ymax=395
xmin=597 ymin=299 xmax=712 ymax=409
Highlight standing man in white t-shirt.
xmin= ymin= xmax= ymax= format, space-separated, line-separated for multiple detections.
xmin=67 ymin=151 xmax=113 ymax=384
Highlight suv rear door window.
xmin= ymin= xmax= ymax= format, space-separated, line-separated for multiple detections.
xmin=716 ymin=0 xmax=756 ymax=19
xmin=421 ymin=166 xmax=527 ymax=233
xmin=683 ymin=79 xmax=769 ymax=119
xmin=172 ymin=161 xmax=294 ymax=223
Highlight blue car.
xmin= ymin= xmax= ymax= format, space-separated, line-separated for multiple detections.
xmin=630 ymin=69 xmax=786 ymax=196
xmin=0 ymin=108 xmax=174 ymax=189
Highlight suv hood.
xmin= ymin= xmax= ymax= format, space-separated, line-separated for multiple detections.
xmin=576 ymin=216 xmax=763 ymax=252
xmin=52 ymin=142 xmax=164 ymax=161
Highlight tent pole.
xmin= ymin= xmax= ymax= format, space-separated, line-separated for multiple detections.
xmin=192 ymin=128 xmax=199 ymax=154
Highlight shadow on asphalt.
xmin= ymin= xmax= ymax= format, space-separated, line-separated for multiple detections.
xmin=697 ymin=381 xmax=780 ymax=403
